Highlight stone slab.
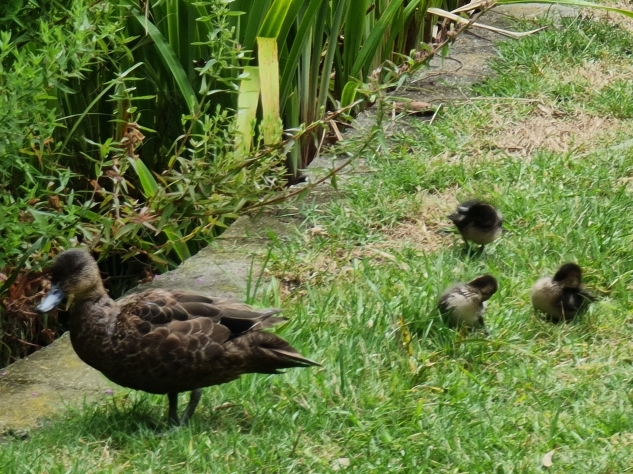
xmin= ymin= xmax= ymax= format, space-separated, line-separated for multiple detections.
xmin=0 ymin=333 xmax=117 ymax=432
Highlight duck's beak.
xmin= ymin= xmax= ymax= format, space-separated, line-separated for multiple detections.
xmin=37 ymin=284 xmax=65 ymax=312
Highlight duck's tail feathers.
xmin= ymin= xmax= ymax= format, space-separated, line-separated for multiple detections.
xmin=269 ymin=348 xmax=321 ymax=367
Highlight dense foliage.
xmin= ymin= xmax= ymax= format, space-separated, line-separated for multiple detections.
xmin=0 ymin=0 xmax=454 ymax=274
xmin=0 ymin=0 xmax=280 ymax=366
xmin=0 ymin=0 xmax=456 ymax=366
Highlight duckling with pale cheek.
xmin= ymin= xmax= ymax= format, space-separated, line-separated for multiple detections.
xmin=531 ymin=263 xmax=596 ymax=323
xmin=438 ymin=274 xmax=498 ymax=335
xmin=448 ymin=200 xmax=503 ymax=251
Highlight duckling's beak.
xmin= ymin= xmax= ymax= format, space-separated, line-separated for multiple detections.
xmin=37 ymin=284 xmax=65 ymax=312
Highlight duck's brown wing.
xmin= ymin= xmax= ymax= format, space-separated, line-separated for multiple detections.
xmin=118 ymin=289 xmax=285 ymax=336
xmin=107 ymin=291 xmax=316 ymax=393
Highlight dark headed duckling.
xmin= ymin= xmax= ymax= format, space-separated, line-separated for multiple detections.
xmin=448 ymin=200 xmax=503 ymax=250
xmin=531 ymin=263 xmax=596 ymax=323
xmin=438 ymin=274 xmax=498 ymax=335
xmin=37 ymin=249 xmax=319 ymax=426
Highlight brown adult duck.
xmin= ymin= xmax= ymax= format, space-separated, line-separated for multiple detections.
xmin=448 ymin=200 xmax=503 ymax=251
xmin=438 ymin=274 xmax=498 ymax=335
xmin=531 ymin=263 xmax=596 ymax=323
xmin=37 ymin=249 xmax=319 ymax=426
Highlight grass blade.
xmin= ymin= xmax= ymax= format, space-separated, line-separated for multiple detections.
xmin=257 ymin=36 xmax=282 ymax=145
xmin=127 ymin=157 xmax=159 ymax=198
xmin=350 ymin=0 xmax=405 ymax=80
xmin=132 ymin=9 xmax=199 ymax=115
xmin=235 ymin=66 xmax=261 ymax=159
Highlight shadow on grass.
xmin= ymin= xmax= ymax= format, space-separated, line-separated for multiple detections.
xmin=16 ymin=392 xmax=259 ymax=447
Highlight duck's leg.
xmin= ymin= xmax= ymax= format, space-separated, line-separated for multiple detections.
xmin=461 ymin=241 xmax=482 ymax=258
xmin=179 ymin=389 xmax=202 ymax=425
xmin=471 ymin=244 xmax=485 ymax=256
xmin=168 ymin=392 xmax=179 ymax=426
xmin=478 ymin=316 xmax=490 ymax=337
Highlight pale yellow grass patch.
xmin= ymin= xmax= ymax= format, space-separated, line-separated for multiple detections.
xmin=379 ymin=188 xmax=460 ymax=253
xmin=567 ymin=59 xmax=633 ymax=89
xmin=590 ymin=3 xmax=633 ymax=33
xmin=490 ymin=111 xmax=620 ymax=157
xmin=482 ymin=53 xmax=631 ymax=157
xmin=276 ymin=189 xmax=460 ymax=297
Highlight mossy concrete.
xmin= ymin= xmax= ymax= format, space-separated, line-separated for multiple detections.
xmin=0 ymin=333 xmax=117 ymax=433
xmin=0 ymin=3 xmax=576 ymax=433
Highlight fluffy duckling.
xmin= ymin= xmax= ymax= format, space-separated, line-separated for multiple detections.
xmin=37 ymin=249 xmax=319 ymax=426
xmin=438 ymin=274 xmax=498 ymax=335
xmin=448 ymin=200 xmax=503 ymax=250
xmin=531 ymin=263 xmax=596 ymax=323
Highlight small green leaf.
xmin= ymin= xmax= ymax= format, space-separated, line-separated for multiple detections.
xmin=341 ymin=80 xmax=359 ymax=108
xmin=163 ymin=226 xmax=191 ymax=261
xmin=331 ymin=172 xmax=338 ymax=190
xmin=128 ymin=157 xmax=159 ymax=198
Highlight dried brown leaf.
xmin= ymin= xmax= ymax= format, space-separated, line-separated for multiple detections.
xmin=391 ymin=100 xmax=434 ymax=115
xmin=49 ymin=195 xmax=62 ymax=212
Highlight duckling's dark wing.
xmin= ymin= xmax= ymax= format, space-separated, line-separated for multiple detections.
xmin=438 ymin=285 xmax=481 ymax=315
xmin=560 ymin=288 xmax=595 ymax=321
xmin=438 ymin=292 xmax=453 ymax=315
xmin=119 ymin=289 xmax=285 ymax=336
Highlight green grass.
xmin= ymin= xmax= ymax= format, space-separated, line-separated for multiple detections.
xmin=4 ymin=14 xmax=633 ymax=474
xmin=474 ymin=15 xmax=633 ymax=118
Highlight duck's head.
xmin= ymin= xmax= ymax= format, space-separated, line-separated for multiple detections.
xmin=468 ymin=274 xmax=498 ymax=300
xmin=553 ymin=263 xmax=583 ymax=289
xmin=37 ymin=249 xmax=103 ymax=312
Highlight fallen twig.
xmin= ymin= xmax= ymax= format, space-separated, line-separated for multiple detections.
xmin=428 ymin=7 xmax=548 ymax=38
